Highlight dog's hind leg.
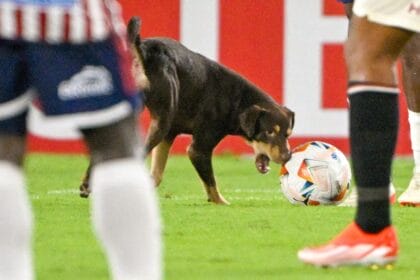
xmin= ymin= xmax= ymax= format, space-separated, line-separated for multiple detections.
xmin=150 ymin=137 xmax=174 ymax=187
xmin=187 ymin=135 xmax=229 ymax=205
xmin=79 ymin=163 xmax=92 ymax=198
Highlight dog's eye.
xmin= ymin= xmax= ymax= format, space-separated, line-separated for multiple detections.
xmin=266 ymin=131 xmax=276 ymax=137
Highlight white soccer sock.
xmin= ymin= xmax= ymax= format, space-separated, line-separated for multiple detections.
xmin=408 ymin=110 xmax=420 ymax=174
xmin=0 ymin=161 xmax=33 ymax=280
xmin=90 ymin=158 xmax=161 ymax=280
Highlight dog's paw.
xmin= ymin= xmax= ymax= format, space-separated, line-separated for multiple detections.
xmin=206 ymin=187 xmax=230 ymax=205
xmin=79 ymin=183 xmax=91 ymax=198
xmin=208 ymin=196 xmax=230 ymax=205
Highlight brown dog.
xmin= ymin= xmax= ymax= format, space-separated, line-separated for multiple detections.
xmin=80 ymin=17 xmax=294 ymax=205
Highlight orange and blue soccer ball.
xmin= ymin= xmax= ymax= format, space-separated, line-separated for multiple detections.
xmin=279 ymin=141 xmax=351 ymax=206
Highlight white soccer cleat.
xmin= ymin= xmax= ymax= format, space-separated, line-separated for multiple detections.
xmin=339 ymin=182 xmax=396 ymax=207
xmin=398 ymin=173 xmax=420 ymax=207
xmin=338 ymin=187 xmax=358 ymax=207
xmin=298 ymin=222 xmax=399 ymax=267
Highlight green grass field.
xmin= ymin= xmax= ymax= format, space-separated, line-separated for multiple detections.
xmin=26 ymin=153 xmax=419 ymax=280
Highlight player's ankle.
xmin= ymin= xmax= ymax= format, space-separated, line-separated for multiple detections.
xmin=412 ymin=168 xmax=420 ymax=182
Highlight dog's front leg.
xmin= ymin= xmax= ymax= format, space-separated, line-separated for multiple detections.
xmin=187 ymin=139 xmax=229 ymax=205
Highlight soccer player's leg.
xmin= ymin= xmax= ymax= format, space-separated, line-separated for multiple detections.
xmin=0 ymin=41 xmax=34 ymax=279
xmin=399 ymin=35 xmax=420 ymax=207
xmin=0 ymin=134 xmax=34 ymax=279
xmin=298 ymin=9 xmax=413 ymax=267
xmin=73 ymin=41 xmax=162 ymax=279
xmin=30 ymin=36 xmax=162 ymax=279
xmin=82 ymin=114 xmax=162 ymax=280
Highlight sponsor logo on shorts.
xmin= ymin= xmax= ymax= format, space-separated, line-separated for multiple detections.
xmin=58 ymin=66 xmax=114 ymax=101
xmin=408 ymin=3 xmax=420 ymax=15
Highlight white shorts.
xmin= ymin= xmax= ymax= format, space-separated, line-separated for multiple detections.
xmin=353 ymin=0 xmax=420 ymax=32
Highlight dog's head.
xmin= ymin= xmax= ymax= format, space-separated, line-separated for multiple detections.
xmin=239 ymin=104 xmax=294 ymax=174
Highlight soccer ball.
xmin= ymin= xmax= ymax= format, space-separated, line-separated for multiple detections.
xmin=279 ymin=141 xmax=351 ymax=206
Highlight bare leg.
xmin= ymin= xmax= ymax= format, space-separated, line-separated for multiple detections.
xmin=346 ymin=16 xmax=412 ymax=232
xmin=0 ymin=134 xmax=26 ymax=166
xmin=298 ymin=1 xmax=413 ymax=266
xmin=297 ymin=13 xmax=413 ymax=268
xmin=401 ymin=36 xmax=420 ymax=112
xmin=346 ymin=17 xmax=412 ymax=84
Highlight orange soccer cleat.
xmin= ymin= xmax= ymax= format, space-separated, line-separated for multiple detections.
xmin=298 ymin=222 xmax=399 ymax=267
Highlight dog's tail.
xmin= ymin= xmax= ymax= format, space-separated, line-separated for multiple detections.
xmin=127 ymin=16 xmax=142 ymax=46
xmin=127 ymin=16 xmax=145 ymax=61
xmin=127 ymin=16 xmax=150 ymax=90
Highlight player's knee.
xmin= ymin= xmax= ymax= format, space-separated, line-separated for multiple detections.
xmin=345 ymin=42 xmax=396 ymax=81
xmin=345 ymin=41 xmax=369 ymax=68
xmin=0 ymin=135 xmax=26 ymax=166
xmin=82 ymin=114 xmax=141 ymax=164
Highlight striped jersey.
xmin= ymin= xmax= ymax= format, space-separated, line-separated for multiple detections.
xmin=0 ymin=0 xmax=126 ymax=43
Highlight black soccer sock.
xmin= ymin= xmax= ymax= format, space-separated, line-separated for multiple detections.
xmin=348 ymin=83 xmax=399 ymax=233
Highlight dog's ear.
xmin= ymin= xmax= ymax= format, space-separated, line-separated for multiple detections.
xmin=239 ymin=105 xmax=265 ymax=138
xmin=285 ymin=107 xmax=295 ymax=129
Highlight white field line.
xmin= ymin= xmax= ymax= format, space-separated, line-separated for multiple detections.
xmin=165 ymin=196 xmax=285 ymax=201
xmin=47 ymin=189 xmax=79 ymax=195
xmin=31 ymin=189 xmax=79 ymax=199
xmin=230 ymin=189 xmax=278 ymax=193
xmin=31 ymin=188 xmax=284 ymax=202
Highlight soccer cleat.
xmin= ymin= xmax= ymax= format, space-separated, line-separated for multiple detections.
xmin=398 ymin=173 xmax=420 ymax=207
xmin=298 ymin=222 xmax=399 ymax=267
xmin=339 ymin=182 xmax=396 ymax=207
